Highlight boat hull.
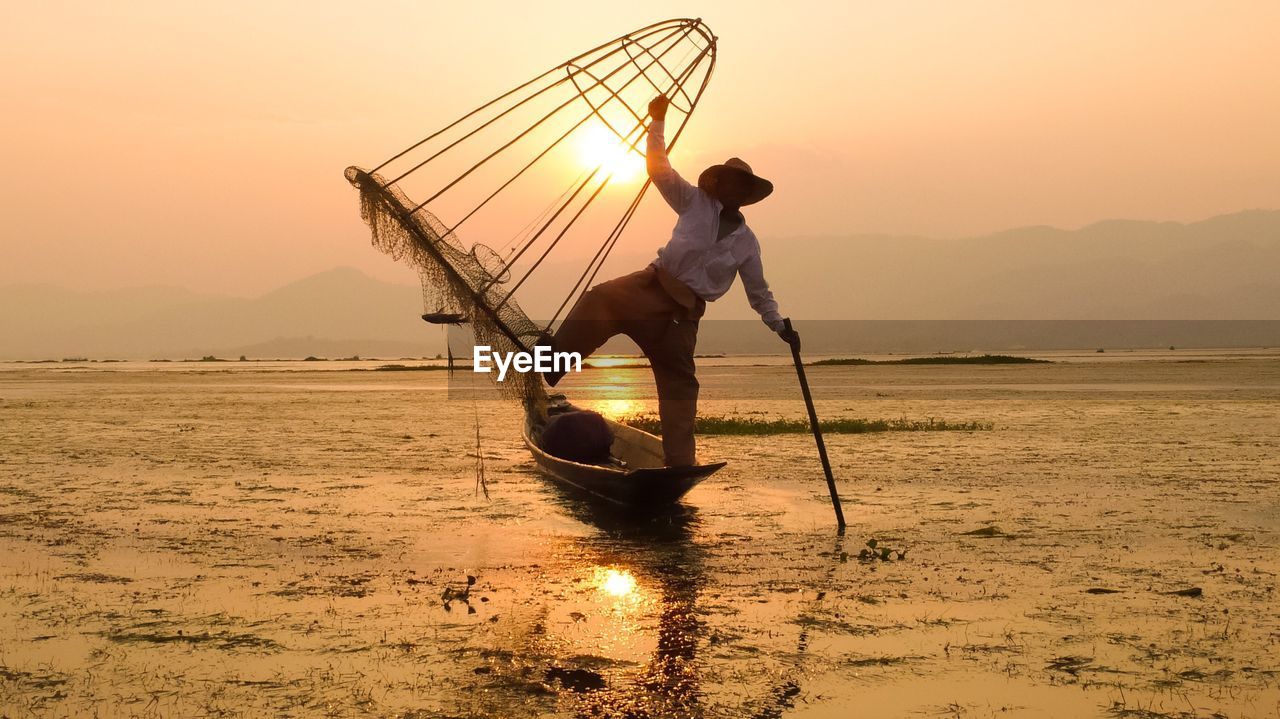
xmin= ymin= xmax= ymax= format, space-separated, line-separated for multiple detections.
xmin=523 ymin=408 xmax=724 ymax=507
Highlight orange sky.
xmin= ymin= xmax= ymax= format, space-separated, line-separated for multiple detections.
xmin=3 ymin=1 xmax=1277 ymax=295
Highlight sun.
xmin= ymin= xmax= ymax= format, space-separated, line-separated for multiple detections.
xmin=575 ymin=123 xmax=644 ymax=182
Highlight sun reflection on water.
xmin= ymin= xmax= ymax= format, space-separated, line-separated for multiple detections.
xmin=599 ymin=568 xmax=637 ymax=597
xmin=590 ymin=566 xmax=644 ymax=607
xmin=594 ymin=399 xmax=643 ymax=420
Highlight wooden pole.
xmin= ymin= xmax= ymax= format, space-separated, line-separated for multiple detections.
xmin=783 ymin=318 xmax=846 ymax=530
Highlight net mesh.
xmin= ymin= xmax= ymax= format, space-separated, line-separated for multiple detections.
xmin=343 ymin=19 xmax=716 ymax=409
xmin=345 ymin=166 xmax=547 ymax=405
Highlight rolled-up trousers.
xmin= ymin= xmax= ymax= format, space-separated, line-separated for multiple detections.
xmin=551 ymin=265 xmax=705 ymax=467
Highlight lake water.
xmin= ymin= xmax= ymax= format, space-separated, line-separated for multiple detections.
xmin=1 ymin=350 xmax=1277 ymax=717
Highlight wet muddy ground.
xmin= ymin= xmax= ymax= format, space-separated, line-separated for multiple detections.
xmin=1 ymin=351 xmax=1278 ymax=717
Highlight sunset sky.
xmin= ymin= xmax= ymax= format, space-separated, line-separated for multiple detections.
xmin=3 ymin=1 xmax=1277 ymax=296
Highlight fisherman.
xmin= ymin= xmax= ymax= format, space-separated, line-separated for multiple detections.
xmin=542 ymin=95 xmax=798 ymax=467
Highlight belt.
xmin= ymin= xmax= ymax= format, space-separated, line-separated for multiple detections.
xmin=648 ymin=264 xmax=706 ymax=320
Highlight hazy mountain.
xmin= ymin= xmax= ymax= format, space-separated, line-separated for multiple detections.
xmin=527 ymin=211 xmax=1280 ymax=321
xmin=0 ymin=267 xmax=430 ymax=360
xmin=707 ymin=209 xmax=1280 ymax=321
xmin=1 ymin=210 xmax=1277 ymax=359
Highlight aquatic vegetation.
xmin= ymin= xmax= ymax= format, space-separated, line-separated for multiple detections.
xmin=621 ymin=414 xmax=993 ymax=435
xmin=442 ymin=575 xmax=479 ymax=613
xmin=544 ymin=666 xmax=606 ymax=692
xmin=843 ymin=655 xmax=923 ymax=667
xmin=100 ymin=628 xmax=281 ymax=651
xmin=54 ymin=572 xmax=133 ymax=584
xmin=850 ymin=538 xmax=907 ymax=563
xmin=960 ymin=525 xmax=1008 ymax=538
xmin=1047 ymin=655 xmax=1095 ymax=676
xmin=811 ymin=354 xmax=1050 ymax=366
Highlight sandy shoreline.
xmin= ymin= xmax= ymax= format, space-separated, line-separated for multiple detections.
xmin=1 ymin=355 xmax=1278 ymax=717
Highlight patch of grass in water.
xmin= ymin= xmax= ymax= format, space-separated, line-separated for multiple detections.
xmin=621 ymin=414 xmax=993 ymax=435
xmin=0 ymin=485 xmax=37 ymax=499
xmin=844 ymin=654 xmax=925 ymax=667
xmin=0 ymin=665 xmax=69 ymax=689
xmin=55 ymin=572 xmax=133 ymax=584
xmin=101 ymin=629 xmax=281 ymax=651
xmin=370 ymin=364 xmax=451 ymax=372
xmin=812 ymin=354 xmax=1050 ymax=366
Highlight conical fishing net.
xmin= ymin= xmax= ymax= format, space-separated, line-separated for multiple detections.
xmin=345 ymin=19 xmax=716 ymax=407
xmin=346 ymin=166 xmax=547 ymax=404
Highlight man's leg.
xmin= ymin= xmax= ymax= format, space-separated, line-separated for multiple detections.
xmin=641 ymin=318 xmax=700 ymax=467
xmin=544 ymin=270 xmax=650 ymax=385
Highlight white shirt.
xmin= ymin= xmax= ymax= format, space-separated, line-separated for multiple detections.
xmin=647 ymin=120 xmax=785 ymax=332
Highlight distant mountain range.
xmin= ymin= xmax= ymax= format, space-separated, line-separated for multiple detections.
xmin=727 ymin=209 xmax=1280 ymax=321
xmin=2 ymin=210 xmax=1277 ymax=359
xmin=0 ymin=267 xmax=429 ymax=360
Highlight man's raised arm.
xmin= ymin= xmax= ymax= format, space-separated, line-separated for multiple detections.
xmin=647 ymin=96 xmax=698 ymax=213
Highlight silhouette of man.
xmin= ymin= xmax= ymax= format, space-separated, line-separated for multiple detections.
xmin=544 ymin=96 xmax=797 ymax=467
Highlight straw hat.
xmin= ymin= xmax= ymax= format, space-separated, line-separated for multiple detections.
xmin=698 ymin=157 xmax=774 ymax=206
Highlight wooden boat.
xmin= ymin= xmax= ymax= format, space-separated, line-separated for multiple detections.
xmin=523 ymin=403 xmax=725 ymax=507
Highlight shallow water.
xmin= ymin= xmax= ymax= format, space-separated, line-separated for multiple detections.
xmin=1 ymin=353 xmax=1278 ymax=717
